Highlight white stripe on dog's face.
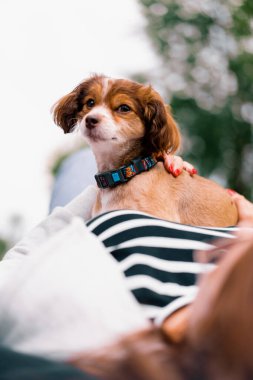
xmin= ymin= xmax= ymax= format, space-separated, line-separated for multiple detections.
xmin=80 ymin=105 xmax=119 ymax=143
xmin=80 ymin=77 xmax=115 ymax=143
xmin=101 ymin=77 xmax=110 ymax=99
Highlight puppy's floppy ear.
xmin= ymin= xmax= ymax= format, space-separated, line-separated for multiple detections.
xmin=143 ymin=88 xmax=181 ymax=155
xmin=52 ymin=86 xmax=83 ymax=134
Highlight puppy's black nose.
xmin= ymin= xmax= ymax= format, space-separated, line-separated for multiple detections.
xmin=86 ymin=116 xmax=99 ymax=130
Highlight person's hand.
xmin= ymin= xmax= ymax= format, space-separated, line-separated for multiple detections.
xmin=161 ymin=153 xmax=197 ymax=177
xmin=194 ymin=192 xmax=253 ymax=266
xmin=227 ymin=190 xmax=253 ymax=226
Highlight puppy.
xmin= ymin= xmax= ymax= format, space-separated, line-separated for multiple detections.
xmin=53 ymin=75 xmax=238 ymax=227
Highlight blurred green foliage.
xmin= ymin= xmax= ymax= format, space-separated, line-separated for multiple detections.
xmin=0 ymin=215 xmax=24 ymax=260
xmin=50 ymin=152 xmax=73 ymax=178
xmin=0 ymin=239 xmax=9 ymax=261
xmin=50 ymin=143 xmax=87 ymax=177
xmin=137 ymin=0 xmax=253 ymax=199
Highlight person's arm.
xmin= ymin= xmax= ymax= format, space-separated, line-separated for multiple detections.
xmin=0 ymin=216 xmax=148 ymax=360
xmin=0 ymin=184 xmax=148 ymax=360
xmin=0 ymin=185 xmax=97 ymax=290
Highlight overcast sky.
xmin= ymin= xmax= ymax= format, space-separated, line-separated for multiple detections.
xmin=0 ymin=0 xmax=158 ymax=234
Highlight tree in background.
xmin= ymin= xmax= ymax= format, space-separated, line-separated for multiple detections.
xmin=137 ymin=0 xmax=253 ymax=199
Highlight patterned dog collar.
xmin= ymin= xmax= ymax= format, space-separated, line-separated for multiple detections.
xmin=95 ymin=156 xmax=157 ymax=189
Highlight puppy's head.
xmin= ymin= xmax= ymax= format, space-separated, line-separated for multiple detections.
xmin=53 ymin=75 xmax=180 ymax=156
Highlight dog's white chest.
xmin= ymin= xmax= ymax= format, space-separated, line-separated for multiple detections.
xmin=100 ymin=191 xmax=115 ymax=211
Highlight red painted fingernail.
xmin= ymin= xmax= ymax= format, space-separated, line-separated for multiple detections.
xmin=227 ymin=189 xmax=236 ymax=196
xmin=174 ymin=169 xmax=181 ymax=177
xmin=169 ymin=164 xmax=174 ymax=172
xmin=191 ymin=168 xmax=198 ymax=175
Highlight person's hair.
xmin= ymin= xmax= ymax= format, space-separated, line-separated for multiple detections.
xmin=70 ymin=327 xmax=181 ymax=380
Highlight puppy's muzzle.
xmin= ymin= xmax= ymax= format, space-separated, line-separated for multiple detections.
xmin=86 ymin=115 xmax=100 ymax=130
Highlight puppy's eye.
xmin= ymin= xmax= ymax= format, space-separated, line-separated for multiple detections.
xmin=117 ymin=104 xmax=131 ymax=113
xmin=86 ymin=99 xmax=95 ymax=108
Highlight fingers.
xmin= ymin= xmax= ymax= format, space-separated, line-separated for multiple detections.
xmin=183 ymin=161 xmax=198 ymax=175
xmin=171 ymin=156 xmax=183 ymax=177
xmin=227 ymin=190 xmax=253 ymax=226
xmin=163 ymin=154 xmax=197 ymax=177
xmin=163 ymin=154 xmax=183 ymax=176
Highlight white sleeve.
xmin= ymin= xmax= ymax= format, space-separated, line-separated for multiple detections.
xmin=63 ymin=184 xmax=98 ymax=220
xmin=0 ymin=185 xmax=97 ymax=290
xmin=3 ymin=185 xmax=98 ymax=262
xmin=0 ymin=217 xmax=148 ymax=360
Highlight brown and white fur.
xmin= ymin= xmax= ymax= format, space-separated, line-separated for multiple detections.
xmin=53 ymin=75 xmax=238 ymax=227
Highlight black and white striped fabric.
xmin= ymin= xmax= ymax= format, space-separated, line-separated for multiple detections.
xmin=87 ymin=210 xmax=236 ymax=323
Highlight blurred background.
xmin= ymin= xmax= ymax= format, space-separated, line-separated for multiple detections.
xmin=0 ymin=0 xmax=252 ymax=258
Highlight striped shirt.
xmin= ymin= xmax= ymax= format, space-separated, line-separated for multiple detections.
xmin=87 ymin=210 xmax=236 ymax=323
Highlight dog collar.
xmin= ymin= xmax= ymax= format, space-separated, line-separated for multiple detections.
xmin=95 ymin=156 xmax=157 ymax=189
